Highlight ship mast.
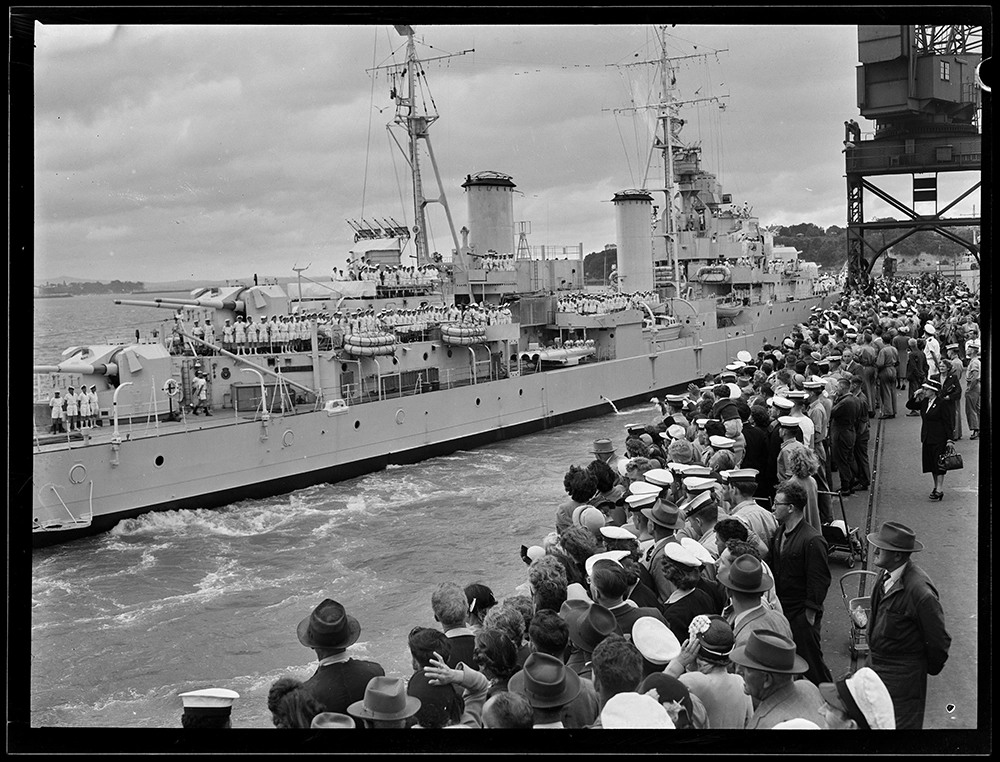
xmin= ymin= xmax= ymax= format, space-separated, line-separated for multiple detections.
xmin=371 ymin=25 xmax=472 ymax=268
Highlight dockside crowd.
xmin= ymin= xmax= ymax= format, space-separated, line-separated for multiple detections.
xmin=178 ymin=273 xmax=978 ymax=732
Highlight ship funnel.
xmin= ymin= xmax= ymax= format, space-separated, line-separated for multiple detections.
xmin=613 ymin=190 xmax=655 ymax=292
xmin=462 ymin=171 xmax=516 ymax=257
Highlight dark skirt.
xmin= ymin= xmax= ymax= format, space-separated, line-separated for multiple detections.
xmin=921 ymin=440 xmax=948 ymax=474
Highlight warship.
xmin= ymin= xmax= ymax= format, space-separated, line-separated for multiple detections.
xmin=31 ymin=26 xmax=840 ymax=546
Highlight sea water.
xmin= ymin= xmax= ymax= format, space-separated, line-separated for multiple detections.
xmin=30 ymin=294 xmax=655 ymax=728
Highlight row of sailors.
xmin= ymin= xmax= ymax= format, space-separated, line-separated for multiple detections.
xmin=557 ymin=291 xmax=662 ymax=315
xmin=47 ymin=385 xmax=100 ymax=433
xmin=334 ymin=263 xmax=441 ymax=285
xmin=471 ymin=251 xmax=516 ymax=271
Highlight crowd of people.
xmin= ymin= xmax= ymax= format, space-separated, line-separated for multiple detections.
xmin=557 ymin=291 xmax=662 ymax=316
xmin=334 ymin=261 xmax=442 ymax=287
xmin=177 ymin=272 xmax=974 ymax=732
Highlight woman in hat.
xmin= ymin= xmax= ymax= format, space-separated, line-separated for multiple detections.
xmin=904 ymin=379 xmax=952 ymax=500
xmin=663 ymin=615 xmax=753 ymax=729
xmin=636 ymin=672 xmax=708 ymax=729
xmin=659 ymin=545 xmax=721 ymax=645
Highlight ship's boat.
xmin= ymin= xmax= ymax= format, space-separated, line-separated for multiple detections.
xmin=31 ymin=25 xmax=842 ymax=547
xmin=716 ymin=303 xmax=744 ymax=319
xmin=696 ymin=265 xmax=732 ymax=283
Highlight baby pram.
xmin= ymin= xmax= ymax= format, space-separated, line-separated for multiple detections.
xmin=840 ymin=569 xmax=878 ymax=659
xmin=819 ymin=489 xmax=865 ymax=567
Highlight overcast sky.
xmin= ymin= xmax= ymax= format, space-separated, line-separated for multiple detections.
xmin=30 ymin=17 xmax=982 ymax=285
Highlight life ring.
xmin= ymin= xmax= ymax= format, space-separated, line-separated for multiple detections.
xmin=344 ymin=333 xmax=396 ymax=347
xmin=442 ymin=333 xmax=484 ymax=346
xmin=341 ymin=343 xmax=395 ymax=357
xmin=440 ymin=324 xmax=486 ymax=339
xmin=163 ymin=378 xmax=180 ymax=398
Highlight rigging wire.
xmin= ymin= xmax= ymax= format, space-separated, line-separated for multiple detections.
xmin=360 ymin=27 xmax=381 ymax=219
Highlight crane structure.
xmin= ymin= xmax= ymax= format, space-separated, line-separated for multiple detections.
xmin=844 ymin=24 xmax=983 ymax=293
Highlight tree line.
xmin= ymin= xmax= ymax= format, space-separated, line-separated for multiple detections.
xmin=38 ymin=280 xmax=144 ymax=295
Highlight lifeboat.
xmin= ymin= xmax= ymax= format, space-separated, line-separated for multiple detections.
xmin=696 ymin=265 xmax=732 ymax=283
xmin=521 ymin=344 xmax=596 ymax=367
xmin=441 ymin=323 xmax=487 ymax=345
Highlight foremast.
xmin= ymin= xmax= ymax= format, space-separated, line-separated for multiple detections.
xmin=373 ymin=25 xmax=472 ymax=270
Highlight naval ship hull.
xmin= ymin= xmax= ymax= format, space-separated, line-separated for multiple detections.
xmin=31 ymin=294 xmax=836 ymax=547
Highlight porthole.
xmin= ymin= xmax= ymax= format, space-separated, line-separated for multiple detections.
xmin=476 ymin=398 xmax=481 ymax=406
xmin=392 ymin=357 xmax=398 ymax=365
xmin=69 ymin=463 xmax=87 ymax=483
xmin=153 ymin=456 xmax=164 ymax=468
xmin=342 ymin=363 xmax=349 ymax=372
xmin=519 ymin=389 xmax=523 ymax=396
xmin=354 ymin=420 xmax=361 ymax=429
xmin=447 ymin=349 xmax=453 ymax=358
xmin=423 ymin=353 xmax=429 ymax=361
xmin=220 ymin=367 xmax=231 ymax=380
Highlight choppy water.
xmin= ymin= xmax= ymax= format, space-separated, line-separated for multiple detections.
xmin=30 ymin=294 xmax=655 ymax=728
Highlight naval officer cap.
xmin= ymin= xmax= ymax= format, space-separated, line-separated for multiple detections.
xmin=708 ymin=435 xmax=735 ymax=451
xmin=642 ymin=468 xmax=674 ymax=487
xmin=683 ymin=476 xmax=718 ymax=493
xmin=664 ymin=542 xmax=702 ymax=568
xmin=694 ymin=418 xmax=709 ymax=429
xmin=680 ymin=536 xmax=717 ymax=566
xmin=180 ymin=688 xmax=239 ymax=717
xmin=664 ymin=394 xmax=686 ymax=405
xmin=666 ymin=461 xmax=692 ymax=474
xmin=803 ymin=378 xmax=826 ymax=390
xmin=585 ymin=550 xmax=631 ymax=577
xmin=600 ymin=524 xmax=637 ymax=541
xmin=785 ymin=390 xmax=809 ymax=402
xmin=629 ymin=481 xmax=662 ymax=496
xmin=769 ymin=396 xmax=794 ymax=411
xmin=777 ymin=415 xmax=800 ymax=428
xmin=736 ymin=350 xmax=752 ymax=363
xmin=664 ymin=424 xmax=687 ymax=440
xmin=719 ymin=468 xmax=759 ymax=483
xmin=681 ymin=490 xmax=714 ymax=519
xmin=625 ymin=491 xmax=658 ymax=510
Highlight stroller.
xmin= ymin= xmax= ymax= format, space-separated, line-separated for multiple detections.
xmin=840 ymin=569 xmax=878 ymax=659
xmin=819 ymin=489 xmax=865 ymax=567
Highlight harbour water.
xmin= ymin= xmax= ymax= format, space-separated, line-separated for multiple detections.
xmin=29 ymin=293 xmax=659 ymax=728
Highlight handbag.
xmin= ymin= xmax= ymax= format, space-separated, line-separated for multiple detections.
xmin=938 ymin=442 xmax=964 ymax=471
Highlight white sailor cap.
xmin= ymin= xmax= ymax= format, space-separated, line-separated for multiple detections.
xmin=708 ymin=435 xmax=735 ymax=450
xmin=585 ymin=549 xmax=630 ymax=577
xmin=785 ymin=390 xmax=809 ymax=401
xmin=600 ymin=525 xmax=637 ymax=541
xmin=625 ymin=491 xmax=658 ymax=509
xmin=180 ymin=688 xmax=239 ymax=715
xmin=719 ymin=371 xmax=738 ymax=381
xmin=681 ymin=465 xmax=712 ymax=478
xmin=826 ymin=354 xmax=842 ymax=362
xmin=631 ymin=616 xmax=682 ymax=665
xmin=803 ymin=378 xmax=826 ymax=390
xmin=694 ymin=418 xmax=709 ymax=428
xmin=664 ymin=542 xmax=701 ymax=568
xmin=666 ymin=462 xmax=692 ymax=473
xmin=680 ymin=536 xmax=717 ymax=566
xmin=680 ymin=490 xmax=714 ymax=517
xmin=629 ymin=481 xmax=661 ymax=496
xmin=945 ymin=343 xmax=960 ymax=351
xmin=615 ymin=457 xmax=631 ymax=477
xmin=782 ymin=338 xmax=795 ymax=348
xmin=726 ymin=383 xmax=743 ymax=399
xmin=719 ymin=468 xmax=759 ymax=482
xmin=664 ymin=394 xmax=686 ymax=404
xmin=643 ymin=468 xmax=674 ymax=487
xmin=724 ymin=363 xmax=742 ymax=372
xmin=666 ymin=424 xmax=687 ymax=440
xmin=736 ymin=350 xmax=752 ymax=363
xmin=683 ymin=476 xmax=718 ymax=492
xmin=777 ymin=415 xmax=800 ymax=428
xmin=769 ymin=396 xmax=794 ymax=410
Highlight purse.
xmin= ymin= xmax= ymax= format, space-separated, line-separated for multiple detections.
xmin=938 ymin=442 xmax=964 ymax=471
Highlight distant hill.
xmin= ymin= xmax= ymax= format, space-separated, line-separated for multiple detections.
xmin=36 ymin=276 xmax=294 ymax=292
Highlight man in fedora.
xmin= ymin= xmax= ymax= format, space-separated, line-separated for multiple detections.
xmin=346 ymin=676 xmax=421 ymax=729
xmin=561 ymin=600 xmax=618 ymax=679
xmin=298 ymin=599 xmax=385 ymax=722
xmin=768 ymin=480 xmax=833 ymax=685
xmin=508 ymin=652 xmax=584 ymax=728
xmin=866 ymin=521 xmax=951 ymax=729
xmin=640 ymin=499 xmax=687 ymax=603
xmin=590 ymin=438 xmax=617 ymax=466
xmin=730 ymin=629 xmax=825 ymax=729
xmin=719 ymin=554 xmax=793 ymax=649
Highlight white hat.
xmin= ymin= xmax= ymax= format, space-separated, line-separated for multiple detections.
xmin=769 ymin=396 xmax=794 ymax=410
xmin=666 ymin=462 xmax=692 ymax=474
xmin=585 ymin=549 xmax=630 ymax=577
xmin=719 ymin=468 xmax=759 ymax=482
xmin=632 ymin=617 xmax=682 ymax=664
xmin=630 ymin=481 xmax=661 ymax=496
xmin=664 ymin=542 xmax=701 ymax=567
xmin=600 ymin=692 xmax=674 ymax=729
xmin=643 ymin=468 xmax=674 ymax=487
xmin=772 ymin=718 xmax=820 ymax=729
xmin=310 ymin=712 xmax=356 ymax=729
xmin=777 ymin=415 xmax=800 ymax=428
xmin=625 ymin=492 xmax=658 ymax=509
xmin=683 ymin=476 xmax=718 ymax=493
xmin=819 ymin=667 xmax=896 ymax=730
xmin=579 ymin=506 xmax=607 ymax=533
xmin=694 ymin=418 xmax=709 ymax=428
xmin=924 ymin=323 xmax=936 ymax=334
xmin=615 ymin=457 xmax=631 ymax=477
xmin=565 ymin=582 xmax=594 ymax=604
xmin=600 ymin=525 xmax=637 ymax=541
xmin=666 ymin=424 xmax=687 ymax=440
xmin=680 ymin=536 xmax=716 ymax=566
xmin=725 ymin=363 xmax=742 ymax=372
xmin=708 ymin=435 xmax=735 ymax=450
xmin=179 ymin=688 xmax=239 ymax=714
xmin=736 ymin=350 xmax=752 ymax=363
xmin=726 ymin=382 xmax=743 ymax=399
xmin=525 ymin=545 xmax=546 ymax=563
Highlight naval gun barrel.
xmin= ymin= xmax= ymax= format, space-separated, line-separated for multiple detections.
xmin=114 ymin=297 xmax=245 ymax=311
xmin=33 ymin=362 xmax=118 ymax=376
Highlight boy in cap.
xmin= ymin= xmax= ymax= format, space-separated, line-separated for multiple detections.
xmin=818 ymin=667 xmax=895 ymax=729
xmin=298 ymin=599 xmax=385 ymax=720
xmin=179 ymin=687 xmax=239 ymax=729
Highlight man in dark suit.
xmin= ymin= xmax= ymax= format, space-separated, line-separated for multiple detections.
xmin=829 ymin=377 xmax=859 ymax=495
xmin=768 ymin=480 xmax=833 ymax=685
xmin=866 ymin=522 xmax=951 ymax=729
xmin=299 ymin=599 xmax=385 ymax=724
xmin=849 ymin=375 xmax=871 ymax=491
